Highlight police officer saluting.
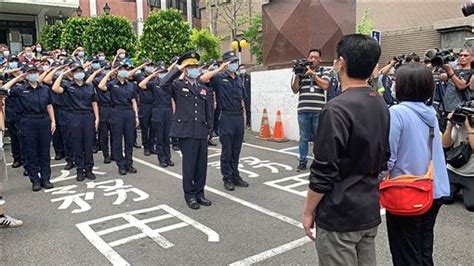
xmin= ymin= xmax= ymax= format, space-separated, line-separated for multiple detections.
xmin=3 ymin=65 xmax=56 ymax=191
xmin=160 ymin=52 xmax=213 ymax=210
xmin=98 ymin=63 xmax=139 ymax=175
xmin=52 ymin=63 xmax=99 ymax=181
xmin=200 ymin=51 xmax=249 ymax=191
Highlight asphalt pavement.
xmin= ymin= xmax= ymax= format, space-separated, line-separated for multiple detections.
xmin=1 ymin=130 xmax=473 ymax=265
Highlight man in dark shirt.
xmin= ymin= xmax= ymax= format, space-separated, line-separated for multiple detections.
xmin=302 ymin=34 xmax=390 ymax=265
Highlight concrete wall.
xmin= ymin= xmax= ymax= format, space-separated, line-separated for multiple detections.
xmin=251 ymin=68 xmax=300 ymax=141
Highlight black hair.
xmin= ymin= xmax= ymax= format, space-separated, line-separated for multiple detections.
xmin=395 ymin=63 xmax=434 ymax=102
xmin=405 ymin=52 xmax=420 ymax=63
xmin=336 ymin=34 xmax=381 ymax=80
xmin=308 ymin=48 xmax=322 ymax=57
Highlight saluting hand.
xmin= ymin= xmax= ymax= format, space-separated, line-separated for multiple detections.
xmin=17 ymin=73 xmax=29 ymax=82
xmin=219 ymin=61 xmax=231 ymax=71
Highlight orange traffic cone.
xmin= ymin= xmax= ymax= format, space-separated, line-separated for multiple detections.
xmin=257 ymin=108 xmax=272 ymax=140
xmin=271 ymin=110 xmax=288 ymax=142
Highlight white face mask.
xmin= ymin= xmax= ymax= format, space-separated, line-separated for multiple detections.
xmin=119 ymin=53 xmax=126 ymax=59
xmin=3 ymin=51 xmax=10 ymax=57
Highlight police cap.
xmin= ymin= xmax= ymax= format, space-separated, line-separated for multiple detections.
xmin=222 ymin=51 xmax=238 ymax=63
xmin=177 ymin=52 xmax=200 ymax=66
xmin=24 ymin=64 xmax=38 ymax=73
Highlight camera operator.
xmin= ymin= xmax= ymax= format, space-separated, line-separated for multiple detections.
xmin=291 ymin=49 xmax=330 ymax=172
xmin=442 ymin=48 xmax=473 ymax=112
xmin=442 ymin=109 xmax=474 ymax=212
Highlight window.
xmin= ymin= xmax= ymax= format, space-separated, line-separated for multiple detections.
xmin=192 ymin=0 xmax=200 ymax=18
xmin=147 ymin=0 xmax=161 ymax=8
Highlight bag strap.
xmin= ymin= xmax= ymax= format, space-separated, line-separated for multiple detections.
xmin=403 ymin=105 xmax=435 ymax=160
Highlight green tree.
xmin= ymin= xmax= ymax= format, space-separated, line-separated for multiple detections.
xmin=83 ymin=15 xmax=137 ymax=57
xmin=39 ymin=21 xmax=65 ymax=51
xmin=356 ymin=8 xmax=375 ymax=35
xmin=139 ymin=9 xmax=194 ymax=63
xmin=243 ymin=15 xmax=263 ymax=64
xmin=190 ymin=29 xmax=221 ymax=63
xmin=60 ymin=17 xmax=92 ymax=53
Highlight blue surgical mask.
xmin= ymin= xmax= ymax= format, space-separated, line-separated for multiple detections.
xmin=98 ymin=56 xmax=106 ymax=61
xmin=27 ymin=73 xmax=39 ymax=82
xmin=118 ymin=70 xmax=128 ymax=78
xmin=78 ymin=51 xmax=85 ymax=57
xmin=91 ymin=63 xmax=101 ymax=69
xmin=36 ymin=47 xmax=42 ymax=53
xmin=187 ymin=68 xmax=201 ymax=79
xmin=145 ymin=66 xmax=154 ymax=73
xmin=74 ymin=72 xmax=85 ymax=80
xmin=159 ymin=73 xmax=168 ymax=79
xmin=9 ymin=62 xmax=18 ymax=69
xmin=228 ymin=63 xmax=239 ymax=72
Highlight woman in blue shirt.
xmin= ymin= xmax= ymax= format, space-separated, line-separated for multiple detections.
xmin=384 ymin=63 xmax=450 ymax=266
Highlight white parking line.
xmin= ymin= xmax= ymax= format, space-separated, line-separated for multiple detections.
xmin=243 ymin=143 xmax=313 ymax=160
xmin=229 ymin=237 xmax=312 ymax=266
xmin=278 ymin=146 xmax=299 ymax=152
xmin=133 ymin=157 xmax=303 ymax=229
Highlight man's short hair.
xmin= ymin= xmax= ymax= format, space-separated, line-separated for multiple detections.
xmin=460 ymin=47 xmax=472 ymax=54
xmin=405 ymin=53 xmax=420 ymax=63
xmin=336 ymin=34 xmax=381 ymax=80
xmin=308 ymin=48 xmax=322 ymax=57
xmin=395 ymin=63 xmax=434 ymax=102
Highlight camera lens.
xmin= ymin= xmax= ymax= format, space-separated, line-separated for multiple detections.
xmin=462 ymin=2 xmax=474 ymax=17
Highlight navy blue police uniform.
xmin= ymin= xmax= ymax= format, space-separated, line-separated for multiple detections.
xmin=207 ymin=52 xmax=248 ymax=190
xmin=107 ymin=67 xmax=138 ymax=173
xmin=94 ymin=70 xmax=114 ymax=162
xmin=160 ymin=52 xmax=213 ymax=208
xmin=9 ymin=66 xmax=53 ymax=188
xmin=61 ymin=65 xmax=98 ymax=178
xmin=133 ymin=64 xmax=156 ymax=154
xmin=147 ymin=64 xmax=173 ymax=166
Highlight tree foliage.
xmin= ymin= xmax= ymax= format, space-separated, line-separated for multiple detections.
xmin=190 ymin=29 xmax=221 ymax=63
xmin=243 ymin=15 xmax=263 ymax=64
xmin=139 ymin=9 xmax=194 ymax=63
xmin=356 ymin=8 xmax=375 ymax=35
xmin=60 ymin=17 xmax=92 ymax=53
xmin=39 ymin=21 xmax=65 ymax=51
xmin=83 ymin=15 xmax=136 ymax=57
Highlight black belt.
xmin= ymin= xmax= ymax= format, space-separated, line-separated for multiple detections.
xmin=22 ymin=113 xmax=48 ymax=119
xmin=221 ymin=111 xmax=243 ymax=116
xmin=71 ymin=110 xmax=93 ymax=114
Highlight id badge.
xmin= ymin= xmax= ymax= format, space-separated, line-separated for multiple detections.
xmin=310 ymin=86 xmax=315 ymax=93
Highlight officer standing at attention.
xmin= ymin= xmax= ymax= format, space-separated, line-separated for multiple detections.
xmin=160 ymin=52 xmax=213 ymax=210
xmin=128 ymin=61 xmax=156 ymax=156
xmin=98 ymin=63 xmax=139 ymax=175
xmin=3 ymin=65 xmax=56 ymax=192
xmin=87 ymin=61 xmax=114 ymax=164
xmin=200 ymin=51 xmax=249 ymax=191
xmin=53 ymin=64 xmax=99 ymax=181
xmin=139 ymin=62 xmax=174 ymax=167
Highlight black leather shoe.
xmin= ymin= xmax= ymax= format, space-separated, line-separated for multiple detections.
xmin=224 ymin=180 xmax=235 ymax=191
xmin=166 ymin=160 xmax=175 ymax=167
xmin=23 ymin=170 xmax=29 ymax=176
xmin=104 ymin=157 xmax=111 ymax=164
xmin=159 ymin=161 xmax=168 ymax=168
xmin=186 ymin=198 xmax=200 ymax=210
xmin=208 ymin=139 xmax=217 ymax=146
xmin=296 ymin=161 xmax=307 ymax=172
xmin=54 ymin=154 xmax=65 ymax=161
xmin=119 ymin=169 xmax=127 ymax=175
xmin=85 ymin=171 xmax=96 ymax=180
xmin=144 ymin=149 xmax=151 ymax=156
xmin=233 ymin=176 xmax=249 ymax=187
xmin=126 ymin=166 xmax=137 ymax=174
xmin=197 ymin=197 xmax=212 ymax=206
xmin=32 ymin=181 xmax=42 ymax=192
xmin=41 ymin=180 xmax=54 ymax=189
xmin=64 ymin=163 xmax=75 ymax=170
xmin=110 ymin=157 xmax=115 ymax=161
xmin=172 ymin=145 xmax=180 ymax=151
xmin=12 ymin=161 xmax=22 ymax=168
xmin=76 ymin=171 xmax=86 ymax=182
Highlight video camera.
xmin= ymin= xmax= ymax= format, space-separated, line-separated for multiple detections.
xmin=292 ymin=59 xmax=311 ymax=76
xmin=431 ymin=49 xmax=457 ymax=68
xmin=462 ymin=2 xmax=474 ymax=17
xmin=393 ymin=54 xmax=406 ymax=69
xmin=451 ymin=100 xmax=474 ymax=126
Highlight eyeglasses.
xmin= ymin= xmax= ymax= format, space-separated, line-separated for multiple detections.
xmin=459 ymin=54 xmax=470 ymax=57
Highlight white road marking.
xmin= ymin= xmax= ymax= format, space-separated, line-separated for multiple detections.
xmin=243 ymin=142 xmax=314 ymax=160
xmin=264 ymin=174 xmax=309 ymax=197
xmin=133 ymin=156 xmax=304 ymax=229
xmin=278 ymin=146 xmax=299 ymax=152
xmin=229 ymin=237 xmax=312 ymax=266
xmin=76 ymin=204 xmax=219 ymax=265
